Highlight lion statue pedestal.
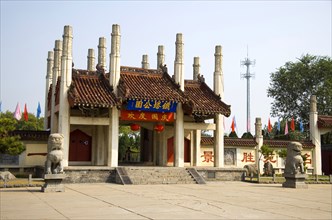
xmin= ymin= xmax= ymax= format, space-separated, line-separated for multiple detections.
xmin=282 ymin=142 xmax=307 ymax=189
xmin=42 ymin=133 xmax=66 ymax=193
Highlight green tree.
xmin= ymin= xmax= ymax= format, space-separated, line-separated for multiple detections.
xmin=119 ymin=125 xmax=140 ymax=161
xmin=17 ymin=113 xmax=44 ymax=130
xmin=259 ymin=145 xmax=275 ymax=162
xmin=228 ymin=131 xmax=238 ymax=138
xmin=267 ymin=54 xmax=332 ymax=124
xmin=241 ymin=132 xmax=253 ymax=139
xmin=0 ymin=111 xmax=25 ymax=155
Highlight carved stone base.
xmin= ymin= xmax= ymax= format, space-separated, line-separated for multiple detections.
xmin=42 ymin=174 xmax=66 ymax=192
xmin=282 ymin=173 xmax=308 ymax=189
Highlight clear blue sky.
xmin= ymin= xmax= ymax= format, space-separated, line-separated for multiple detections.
xmin=1 ymin=0 xmax=331 ymax=135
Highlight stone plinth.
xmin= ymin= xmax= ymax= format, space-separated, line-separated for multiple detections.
xmin=282 ymin=173 xmax=308 ymax=189
xmin=42 ymin=174 xmax=66 ymax=192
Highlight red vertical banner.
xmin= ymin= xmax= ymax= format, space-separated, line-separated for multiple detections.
xmin=290 ymin=117 xmax=295 ymax=131
xmin=23 ymin=103 xmax=28 ymax=121
xmin=268 ymin=118 xmax=272 ymax=133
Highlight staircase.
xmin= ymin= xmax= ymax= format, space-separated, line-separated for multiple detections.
xmin=115 ymin=167 xmax=205 ymax=185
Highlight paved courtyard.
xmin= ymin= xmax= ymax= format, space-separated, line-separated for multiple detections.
xmin=1 ymin=181 xmax=331 ymax=219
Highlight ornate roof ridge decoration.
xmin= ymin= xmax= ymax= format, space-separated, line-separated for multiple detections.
xmin=72 ymin=68 xmax=98 ymax=77
xmin=121 ymin=66 xmax=162 ymax=74
xmin=201 ymin=136 xmax=315 ymax=148
xmin=318 ymin=115 xmax=332 ymax=128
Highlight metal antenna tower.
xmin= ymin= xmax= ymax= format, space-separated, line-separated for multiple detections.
xmin=240 ymin=47 xmax=255 ymax=133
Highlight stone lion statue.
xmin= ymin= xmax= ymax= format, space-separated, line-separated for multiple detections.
xmin=263 ymin=161 xmax=274 ymax=176
xmin=244 ymin=164 xmax=258 ymax=177
xmin=284 ymin=141 xmax=305 ymax=175
xmin=45 ymin=133 xmax=65 ymax=174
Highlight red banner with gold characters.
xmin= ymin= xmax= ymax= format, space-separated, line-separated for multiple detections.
xmin=120 ymin=110 xmax=174 ymax=122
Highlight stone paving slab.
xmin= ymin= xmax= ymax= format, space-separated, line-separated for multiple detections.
xmin=1 ymin=182 xmax=331 ymax=219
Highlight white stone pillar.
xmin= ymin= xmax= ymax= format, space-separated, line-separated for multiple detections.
xmin=107 ymin=24 xmax=121 ymax=167
xmin=310 ymin=95 xmax=322 ymax=175
xmin=51 ymin=40 xmax=62 ymax=133
xmin=141 ymin=54 xmax=149 ymax=69
xmin=193 ymin=130 xmax=201 ymax=166
xmin=109 ymin=24 xmax=121 ymax=94
xmin=193 ymin=57 xmax=200 ymax=80
xmin=214 ymin=46 xmax=224 ymax=99
xmin=157 ymin=45 xmax=165 ymax=70
xmin=174 ymin=34 xmax=184 ymax=91
xmin=87 ymin=48 xmax=96 ymax=71
xmin=174 ymin=33 xmax=185 ymax=167
xmin=213 ymin=45 xmax=224 ymax=167
xmin=192 ymin=57 xmax=201 ymax=166
xmin=255 ymin=118 xmax=263 ymax=173
xmin=98 ymin=37 xmax=107 ymax=70
xmin=44 ymin=51 xmax=54 ymax=129
xmin=58 ymin=25 xmax=73 ymax=167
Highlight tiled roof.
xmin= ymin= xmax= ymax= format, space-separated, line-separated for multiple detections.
xmin=10 ymin=130 xmax=50 ymax=141
xmin=68 ymin=69 xmax=118 ymax=108
xmin=184 ymin=79 xmax=231 ymax=117
xmin=263 ymin=139 xmax=315 ymax=149
xmin=201 ymin=137 xmax=315 ymax=148
xmin=318 ymin=115 xmax=332 ymax=128
xmin=118 ymin=66 xmax=187 ymax=103
xmin=49 ymin=66 xmax=230 ymax=117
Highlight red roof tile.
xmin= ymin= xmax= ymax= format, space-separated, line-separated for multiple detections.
xmin=201 ymin=137 xmax=315 ymax=148
xmin=318 ymin=115 xmax=332 ymax=128
xmin=49 ymin=66 xmax=230 ymax=117
xmin=68 ymin=69 xmax=118 ymax=108
xmin=184 ymin=79 xmax=231 ymax=117
xmin=118 ymin=66 xmax=187 ymax=103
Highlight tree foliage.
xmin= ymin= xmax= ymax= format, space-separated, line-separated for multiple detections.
xmin=119 ymin=125 xmax=140 ymax=161
xmin=0 ymin=111 xmax=24 ymax=155
xmin=267 ymin=54 xmax=332 ymax=124
xmin=0 ymin=111 xmax=44 ymax=155
xmin=228 ymin=131 xmax=238 ymax=138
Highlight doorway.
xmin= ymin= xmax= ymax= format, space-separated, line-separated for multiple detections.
xmin=167 ymin=137 xmax=190 ymax=163
xmin=69 ymin=129 xmax=92 ymax=162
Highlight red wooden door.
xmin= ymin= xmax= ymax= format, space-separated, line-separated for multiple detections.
xmin=167 ymin=137 xmax=190 ymax=163
xmin=69 ymin=129 xmax=92 ymax=161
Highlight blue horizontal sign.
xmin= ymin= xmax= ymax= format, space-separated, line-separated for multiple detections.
xmin=127 ymin=99 xmax=177 ymax=113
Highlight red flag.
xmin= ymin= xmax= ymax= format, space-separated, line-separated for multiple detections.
xmin=23 ymin=103 xmax=28 ymax=121
xmin=231 ymin=116 xmax=236 ymax=132
xmin=290 ymin=117 xmax=295 ymax=131
xmin=268 ymin=118 xmax=272 ymax=133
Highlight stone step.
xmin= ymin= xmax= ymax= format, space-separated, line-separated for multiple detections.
xmin=121 ymin=167 xmax=199 ymax=185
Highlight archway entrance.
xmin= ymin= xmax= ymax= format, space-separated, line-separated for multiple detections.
xmin=167 ymin=137 xmax=190 ymax=163
xmin=69 ymin=129 xmax=92 ymax=162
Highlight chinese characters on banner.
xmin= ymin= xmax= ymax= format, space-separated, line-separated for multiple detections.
xmin=127 ymin=99 xmax=177 ymax=112
xmin=121 ymin=110 xmax=174 ymax=122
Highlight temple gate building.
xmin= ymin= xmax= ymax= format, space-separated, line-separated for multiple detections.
xmin=44 ymin=24 xmax=231 ymax=168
